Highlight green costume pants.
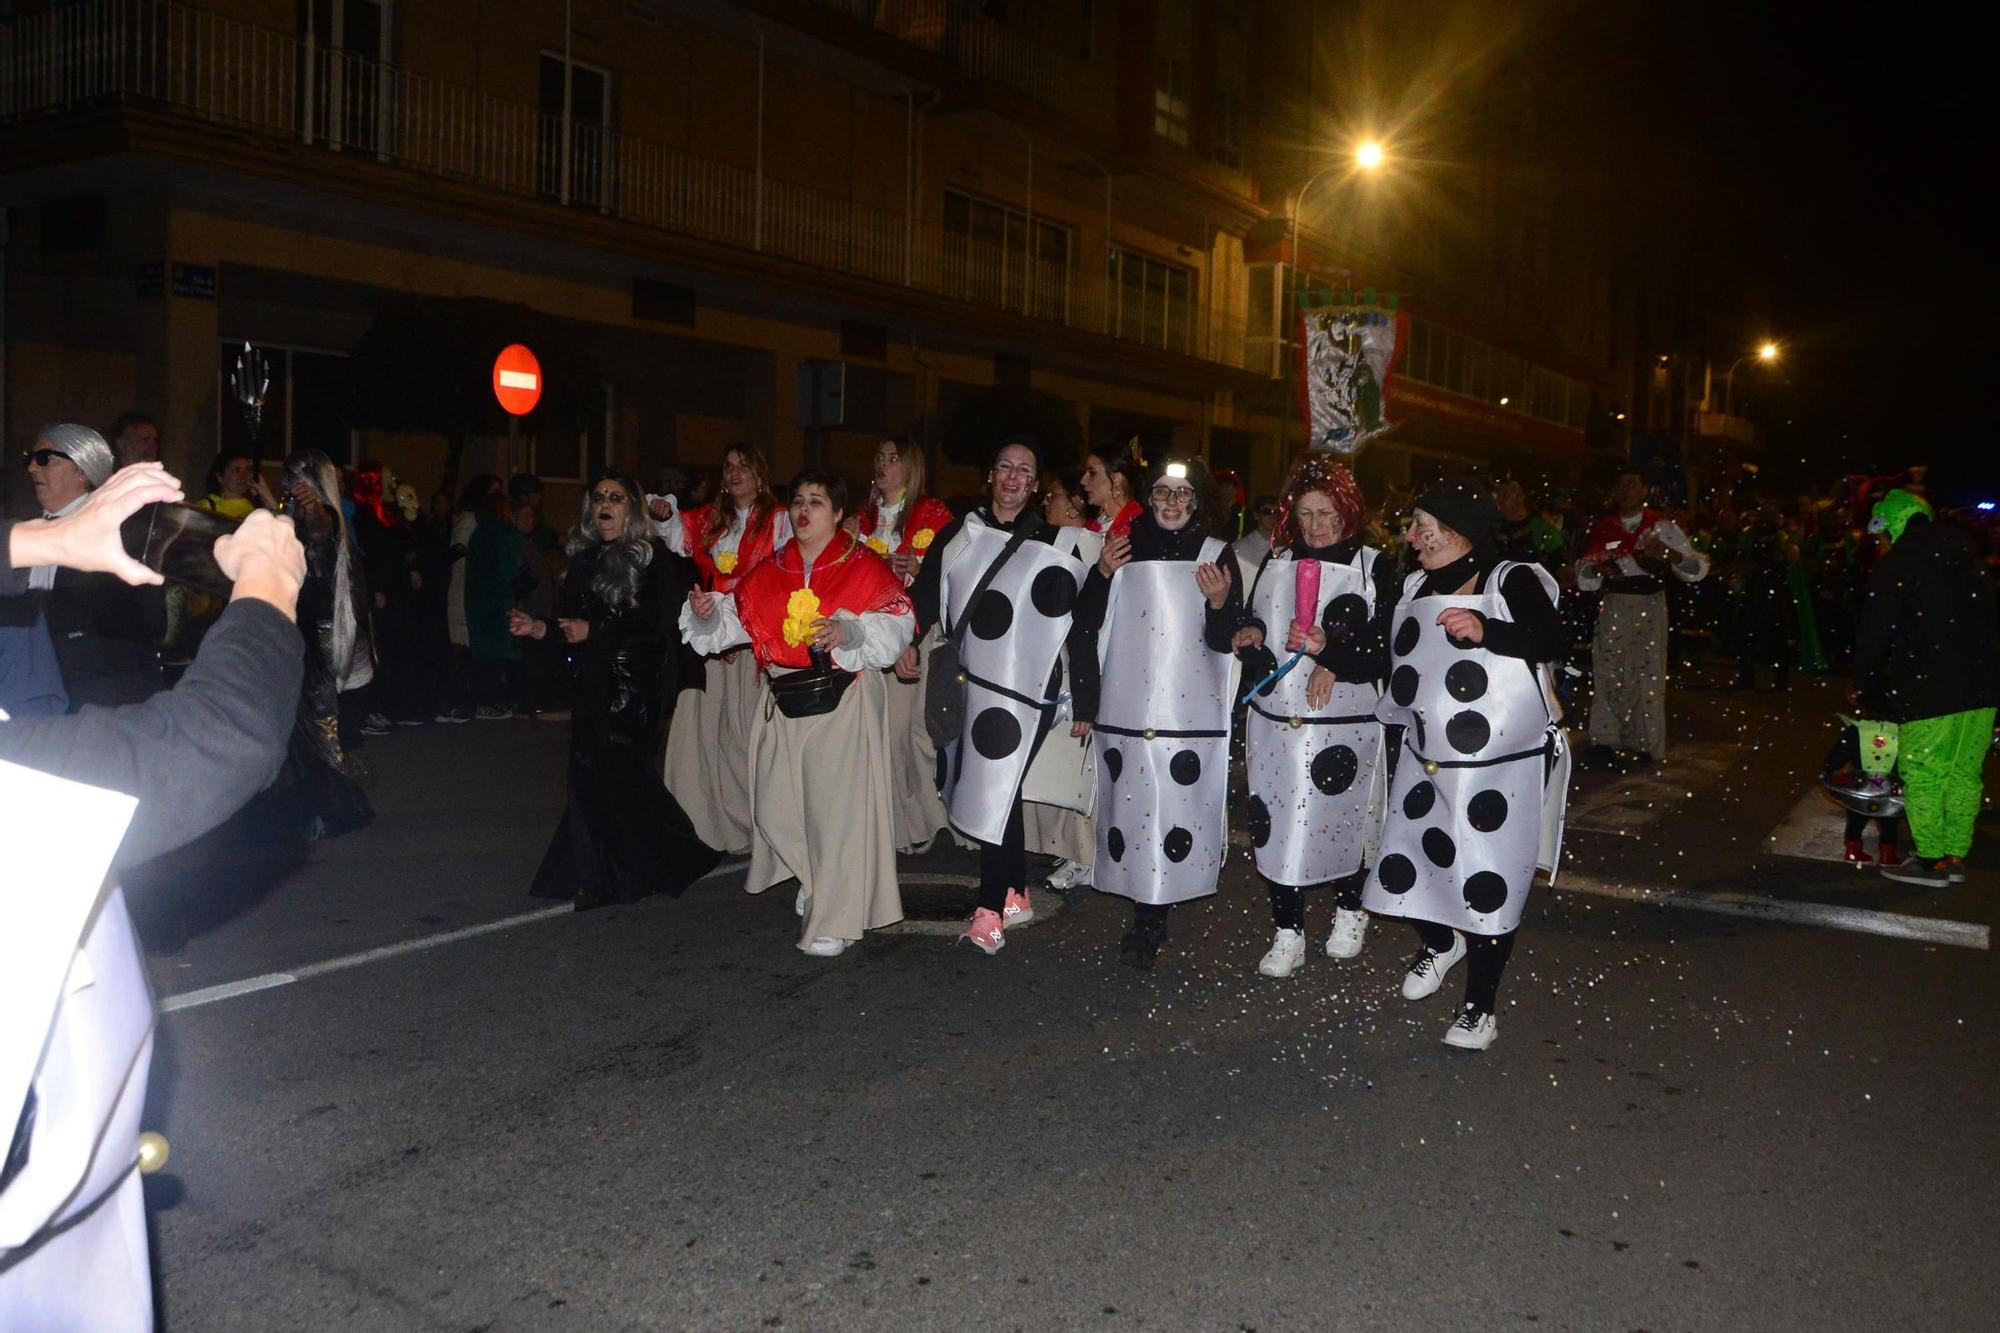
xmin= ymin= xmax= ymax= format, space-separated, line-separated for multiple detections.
xmin=1899 ymin=708 xmax=1996 ymax=858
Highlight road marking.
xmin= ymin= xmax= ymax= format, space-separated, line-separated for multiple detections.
xmin=1557 ymin=873 xmax=1989 ymax=950
xmin=160 ymin=859 xmax=752 ymax=1014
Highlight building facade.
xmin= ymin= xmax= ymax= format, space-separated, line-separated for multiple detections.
xmin=1 ymin=0 xmax=1641 ymax=517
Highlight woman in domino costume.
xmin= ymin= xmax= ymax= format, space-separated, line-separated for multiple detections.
xmin=1068 ymin=455 xmax=1242 ymax=969
xmin=852 ymin=435 xmax=957 ymax=853
xmin=682 ymin=470 xmax=914 ymax=958
xmin=1363 ymin=477 xmax=1570 ymax=1051
xmin=1223 ymin=458 xmax=1398 ymax=978
xmin=652 ymin=445 xmax=791 ymax=853
xmin=906 ymin=441 xmax=1096 ymax=956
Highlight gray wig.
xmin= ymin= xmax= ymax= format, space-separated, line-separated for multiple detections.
xmin=565 ymin=470 xmax=658 ymax=611
xmin=38 ymin=423 xmax=116 ymax=488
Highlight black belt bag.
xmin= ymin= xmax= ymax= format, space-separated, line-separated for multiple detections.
xmin=768 ymin=665 xmax=854 ymax=718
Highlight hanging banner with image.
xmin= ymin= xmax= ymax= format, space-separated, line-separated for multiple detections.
xmin=1300 ymin=293 xmax=1402 ymax=455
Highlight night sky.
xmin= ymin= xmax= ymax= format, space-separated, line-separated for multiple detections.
xmin=1583 ymin=4 xmax=1986 ymax=495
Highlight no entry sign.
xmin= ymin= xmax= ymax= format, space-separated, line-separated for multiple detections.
xmin=492 ymin=344 xmax=542 ymax=416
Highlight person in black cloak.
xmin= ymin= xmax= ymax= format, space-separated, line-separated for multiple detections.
xmin=515 ymin=469 xmax=719 ymax=908
xmin=277 ymin=448 xmax=375 ymax=840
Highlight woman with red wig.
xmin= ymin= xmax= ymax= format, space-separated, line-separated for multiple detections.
xmin=1221 ymin=457 xmax=1398 ymax=979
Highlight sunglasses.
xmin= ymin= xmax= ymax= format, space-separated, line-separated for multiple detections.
xmin=22 ymin=448 xmax=66 ymax=469
xmin=589 ymin=490 xmax=631 ymax=506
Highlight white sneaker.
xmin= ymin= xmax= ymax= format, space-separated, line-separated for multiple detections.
xmin=1044 ymin=858 xmax=1094 ymax=891
xmin=1400 ymin=931 xmax=1467 ymax=1000
xmin=1325 ymin=908 xmax=1369 ymax=960
xmin=1257 ymin=928 xmax=1307 ymax=978
xmin=1442 ymin=1005 xmax=1497 ymax=1050
xmin=800 ymin=936 xmax=848 ymax=957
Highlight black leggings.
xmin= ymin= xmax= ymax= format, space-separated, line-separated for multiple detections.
xmin=1415 ymin=921 xmax=1516 ymax=1016
xmin=1268 ymin=866 xmax=1368 ymax=931
xmin=1844 ymin=811 xmax=1899 ymax=844
xmin=977 ymin=796 xmax=1027 ymax=913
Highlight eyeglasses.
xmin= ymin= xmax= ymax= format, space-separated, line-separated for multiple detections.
xmin=1151 ymin=485 xmax=1197 ymax=504
xmin=22 ymin=449 xmax=64 ymax=469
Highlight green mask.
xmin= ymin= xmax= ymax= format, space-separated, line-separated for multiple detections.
xmin=1839 ymin=714 xmax=1899 ymax=776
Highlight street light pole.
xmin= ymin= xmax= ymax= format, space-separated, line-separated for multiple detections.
xmin=1723 ymin=342 xmax=1780 ymax=417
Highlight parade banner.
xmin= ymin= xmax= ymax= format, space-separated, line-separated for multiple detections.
xmin=1299 ymin=293 xmax=1402 ymax=455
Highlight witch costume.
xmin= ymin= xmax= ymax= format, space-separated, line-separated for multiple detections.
xmin=530 ymin=506 xmax=719 ymax=909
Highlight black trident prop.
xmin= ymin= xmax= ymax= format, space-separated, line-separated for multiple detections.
xmin=229 ymin=342 xmax=271 ymax=471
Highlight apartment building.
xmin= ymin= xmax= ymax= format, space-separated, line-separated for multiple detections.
xmin=0 ymin=0 xmax=1632 ymax=512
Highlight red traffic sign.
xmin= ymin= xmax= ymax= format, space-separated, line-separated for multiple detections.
xmin=492 ymin=344 xmax=542 ymax=416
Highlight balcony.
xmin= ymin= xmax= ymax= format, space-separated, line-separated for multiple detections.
xmin=1694 ymin=410 xmax=1756 ymax=445
xmin=0 ymin=0 xmax=1247 ymax=375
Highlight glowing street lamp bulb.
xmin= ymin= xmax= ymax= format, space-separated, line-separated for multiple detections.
xmin=1498 ymin=396 xmax=1510 ymax=406
xmin=1355 ymin=141 xmax=1386 ymax=170
xmin=1758 ymin=341 xmax=1779 ymax=361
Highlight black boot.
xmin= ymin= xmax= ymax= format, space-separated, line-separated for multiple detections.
xmin=1121 ymin=911 xmax=1167 ymax=969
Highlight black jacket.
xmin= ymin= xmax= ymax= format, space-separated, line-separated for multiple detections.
xmin=555 ymin=539 xmax=697 ymax=750
xmin=42 ymin=568 xmax=166 ymax=710
xmin=1853 ymin=519 xmax=2000 ymax=721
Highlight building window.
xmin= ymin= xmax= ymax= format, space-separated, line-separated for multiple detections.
xmin=942 ymin=188 xmax=1073 ymax=321
xmin=1108 ymin=247 xmax=1195 ymax=355
xmin=539 ymin=51 xmax=614 ymax=209
xmin=1211 ymin=88 xmax=1244 ymax=169
xmin=1154 ymin=56 xmax=1190 ymax=146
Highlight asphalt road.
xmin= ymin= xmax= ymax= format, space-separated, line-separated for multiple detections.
xmin=137 ymin=669 xmax=2000 ymax=1331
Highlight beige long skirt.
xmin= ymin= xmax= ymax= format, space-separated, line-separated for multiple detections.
xmin=748 ymin=667 xmax=904 ymax=947
xmin=886 ymin=625 xmax=952 ymax=852
xmin=1025 ymin=802 xmax=1094 ymax=863
xmin=664 ymin=651 xmax=758 ymax=854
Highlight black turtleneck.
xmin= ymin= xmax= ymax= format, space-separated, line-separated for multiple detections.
xmin=1405 ymin=546 xmax=1564 ymax=662
xmin=1068 ymin=512 xmax=1240 ymax=723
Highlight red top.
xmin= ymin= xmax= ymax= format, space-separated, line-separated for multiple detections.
xmin=856 ymin=493 xmax=956 ymax=559
xmin=684 ymin=503 xmax=782 ymax=594
xmin=734 ymin=531 xmax=912 ymax=671
xmin=1581 ymin=508 xmax=1670 ymax=567
xmin=1088 ymin=500 xmax=1144 ymax=539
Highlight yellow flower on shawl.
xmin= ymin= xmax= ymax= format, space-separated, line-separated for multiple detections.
xmin=865 ymin=535 xmax=890 ymax=555
xmin=911 ymin=528 xmax=936 ymax=552
xmin=781 ymin=588 xmax=823 ymax=647
xmin=715 ymin=551 xmax=739 ymax=575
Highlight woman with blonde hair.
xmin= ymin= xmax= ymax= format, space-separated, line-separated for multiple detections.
xmin=653 ymin=444 xmax=793 ymax=853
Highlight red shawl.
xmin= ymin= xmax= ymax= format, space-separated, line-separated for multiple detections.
xmin=857 ymin=493 xmax=956 ymax=558
xmin=1088 ymin=499 xmax=1143 ymax=539
xmin=1581 ymin=507 xmax=1671 ymax=567
xmin=735 ymin=531 xmax=913 ymax=670
xmin=685 ymin=503 xmax=781 ymax=594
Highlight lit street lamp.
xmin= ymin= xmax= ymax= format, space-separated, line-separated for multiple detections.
xmin=1285 ymin=140 xmax=1387 ymax=451
xmin=1724 ymin=341 xmax=1780 ymax=417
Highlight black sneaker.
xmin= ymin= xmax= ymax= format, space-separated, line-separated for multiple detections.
xmin=1120 ymin=917 xmax=1166 ymax=970
xmin=1880 ymin=856 xmax=1951 ymax=888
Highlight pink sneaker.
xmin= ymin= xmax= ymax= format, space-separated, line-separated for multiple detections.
xmin=960 ymin=907 xmax=1005 ymax=955
xmin=1002 ymin=887 xmax=1035 ymax=929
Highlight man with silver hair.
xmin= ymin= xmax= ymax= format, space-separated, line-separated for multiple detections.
xmin=21 ymin=426 xmax=164 ymax=709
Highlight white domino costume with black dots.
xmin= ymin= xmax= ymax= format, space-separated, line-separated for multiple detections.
xmin=1364 ymin=559 xmax=1569 ymax=936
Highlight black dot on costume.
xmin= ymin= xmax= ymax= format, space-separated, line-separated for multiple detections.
xmin=1247 ymin=794 xmax=1272 ymax=848
xmin=1394 ymin=617 xmax=1421 ymax=656
xmin=970 ymin=707 xmax=1021 ymax=760
xmin=1467 ymin=789 xmax=1509 ymax=832
xmin=1390 ymin=665 xmax=1421 ymax=707
xmin=1445 ymin=661 xmax=1489 ymax=702
xmin=1446 ymin=710 xmax=1491 ymax=755
xmin=1377 ymin=853 xmax=1417 ymax=894
xmin=1104 ymin=747 xmax=1124 ymax=781
xmin=1422 ymin=828 xmax=1457 ymax=868
xmin=1106 ymin=827 xmax=1126 ymax=862
xmin=1403 ymin=780 xmax=1436 ymax=820
xmin=1163 ymin=827 xmax=1194 ymax=863
xmin=970 ymin=589 xmax=1013 ymax=640
xmin=1310 ymin=744 xmax=1358 ymax=796
xmin=1169 ymin=749 xmax=1202 ymax=786
xmin=1324 ymin=593 xmax=1368 ymax=641
xmin=1030 ymin=566 xmax=1076 ymax=618
xmin=1463 ymin=870 xmax=1509 ymax=915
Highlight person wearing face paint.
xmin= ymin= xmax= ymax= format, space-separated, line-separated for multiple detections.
xmin=851 ymin=436 xmax=957 ymax=852
xmin=683 ymin=471 xmax=914 ymax=957
xmin=1067 ymin=455 xmax=1243 ymax=969
xmin=1221 ymin=457 xmax=1398 ymax=978
xmin=905 ymin=440 xmax=1100 ymax=953
xmin=652 ymin=445 xmax=793 ymax=854
xmin=1363 ymin=477 xmax=1570 ymax=1051
xmin=1080 ymin=440 xmax=1146 ymax=540
xmin=514 ymin=471 xmax=718 ymax=908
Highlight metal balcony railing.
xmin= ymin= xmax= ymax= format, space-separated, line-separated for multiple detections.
xmin=0 ymin=0 xmax=1248 ymax=371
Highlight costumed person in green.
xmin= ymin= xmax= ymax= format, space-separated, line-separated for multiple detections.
xmin=1854 ymin=489 xmax=1998 ymax=887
